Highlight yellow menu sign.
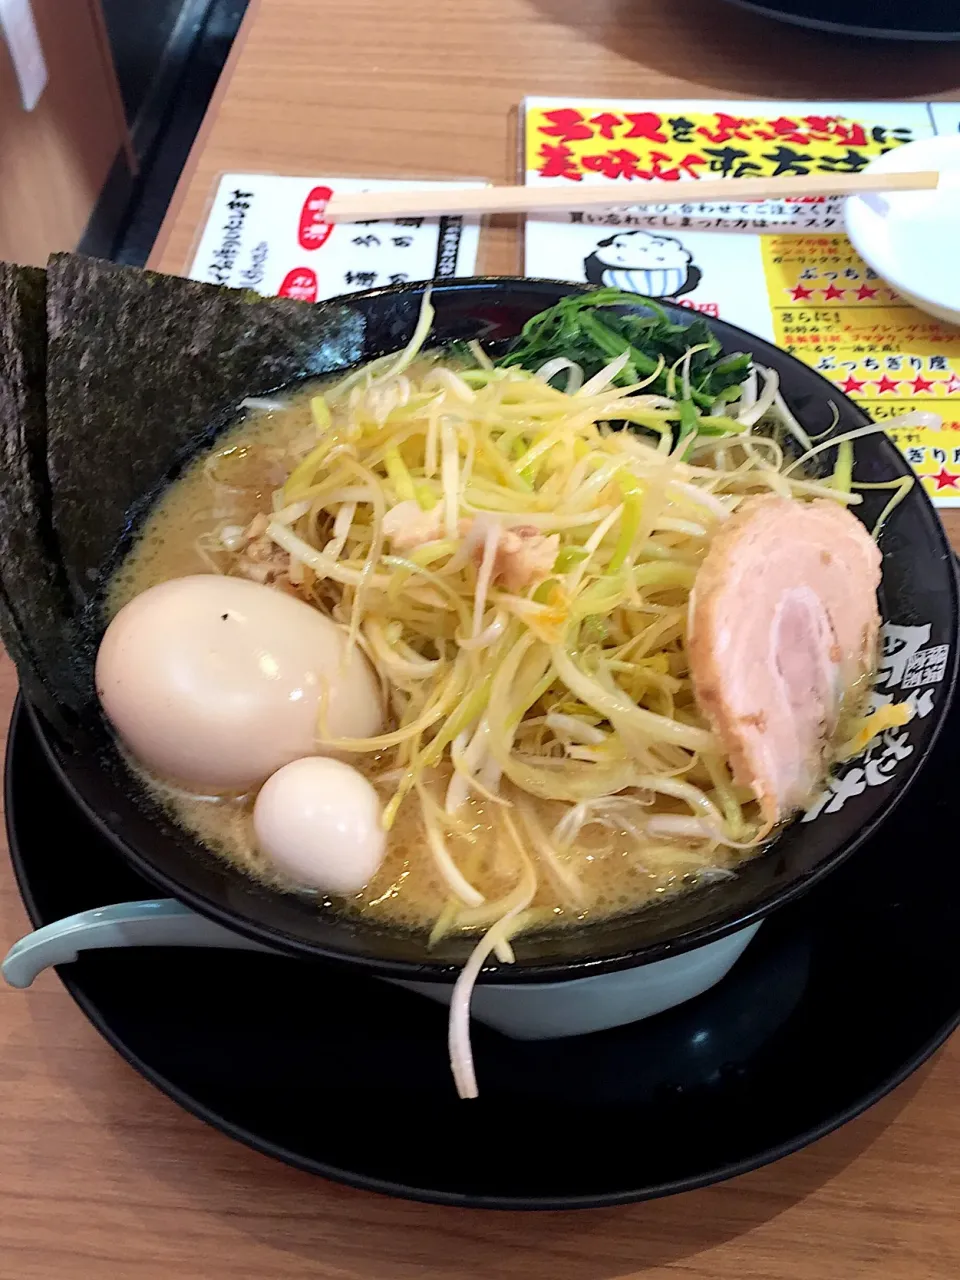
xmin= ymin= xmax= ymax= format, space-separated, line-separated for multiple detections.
xmin=522 ymin=98 xmax=960 ymax=505
xmin=524 ymin=103 xmax=907 ymax=183
xmin=761 ymin=236 xmax=960 ymax=497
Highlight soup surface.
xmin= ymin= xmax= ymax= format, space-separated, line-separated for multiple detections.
xmin=110 ymin=380 xmax=758 ymax=936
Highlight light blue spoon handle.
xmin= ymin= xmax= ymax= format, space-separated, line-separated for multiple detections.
xmin=2 ymin=899 xmax=275 ymax=988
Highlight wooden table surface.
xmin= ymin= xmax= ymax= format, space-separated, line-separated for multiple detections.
xmin=1 ymin=0 xmax=959 ymax=1275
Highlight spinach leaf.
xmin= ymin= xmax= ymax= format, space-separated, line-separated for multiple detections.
xmin=497 ymin=289 xmax=750 ymax=408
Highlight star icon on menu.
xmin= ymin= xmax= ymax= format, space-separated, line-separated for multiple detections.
xmin=908 ymin=374 xmax=935 ymax=394
xmin=854 ymin=284 xmax=879 ymax=300
xmin=788 ymin=284 xmax=814 ymax=301
xmin=931 ymin=467 xmax=960 ymax=491
xmin=822 ymin=284 xmax=846 ymax=300
xmin=838 ymin=374 xmax=865 ymax=394
xmin=874 ymin=375 xmax=900 ymax=394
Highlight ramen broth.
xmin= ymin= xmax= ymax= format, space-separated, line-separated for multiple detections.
xmin=108 ymin=383 xmax=756 ymax=936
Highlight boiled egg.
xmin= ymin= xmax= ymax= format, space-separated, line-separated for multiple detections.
xmin=253 ymin=756 xmax=386 ymax=894
xmin=95 ymin=575 xmax=383 ymax=791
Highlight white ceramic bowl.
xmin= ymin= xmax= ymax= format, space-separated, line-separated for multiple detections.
xmin=392 ymin=923 xmax=762 ymax=1038
xmin=845 ymin=135 xmax=960 ymax=327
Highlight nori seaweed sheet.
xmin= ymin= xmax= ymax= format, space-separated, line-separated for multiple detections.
xmin=0 ymin=262 xmax=84 ymax=720
xmin=0 ymin=252 xmax=369 ymax=725
xmin=45 ymin=253 xmax=365 ymax=614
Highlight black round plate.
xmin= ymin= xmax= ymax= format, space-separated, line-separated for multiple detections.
xmin=6 ymin=698 xmax=959 ymax=1209
xmin=726 ymin=0 xmax=960 ymax=38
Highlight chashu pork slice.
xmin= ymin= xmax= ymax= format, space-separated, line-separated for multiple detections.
xmin=688 ymin=495 xmax=881 ymax=827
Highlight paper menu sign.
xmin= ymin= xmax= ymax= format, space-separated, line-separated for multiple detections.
xmin=189 ymin=175 xmax=484 ymax=302
xmin=522 ymin=98 xmax=960 ymax=507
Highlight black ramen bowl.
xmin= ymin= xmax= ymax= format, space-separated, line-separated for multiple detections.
xmin=24 ymin=277 xmax=960 ymax=982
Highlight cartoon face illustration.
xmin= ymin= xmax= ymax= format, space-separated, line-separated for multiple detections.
xmin=583 ymin=230 xmax=701 ymax=299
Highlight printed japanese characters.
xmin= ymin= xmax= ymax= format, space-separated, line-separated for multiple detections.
xmin=803 ymin=623 xmax=951 ymax=820
xmin=527 ymin=104 xmax=917 ymax=185
xmin=191 ymin=175 xmax=483 ymax=304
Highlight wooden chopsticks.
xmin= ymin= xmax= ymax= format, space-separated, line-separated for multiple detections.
xmin=323 ymin=171 xmax=939 ymax=222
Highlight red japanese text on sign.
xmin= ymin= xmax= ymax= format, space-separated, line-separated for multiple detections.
xmin=278 ymin=268 xmax=319 ymax=302
xmin=298 ymin=186 xmax=334 ymax=250
xmin=526 ymin=109 xmax=913 ymax=183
